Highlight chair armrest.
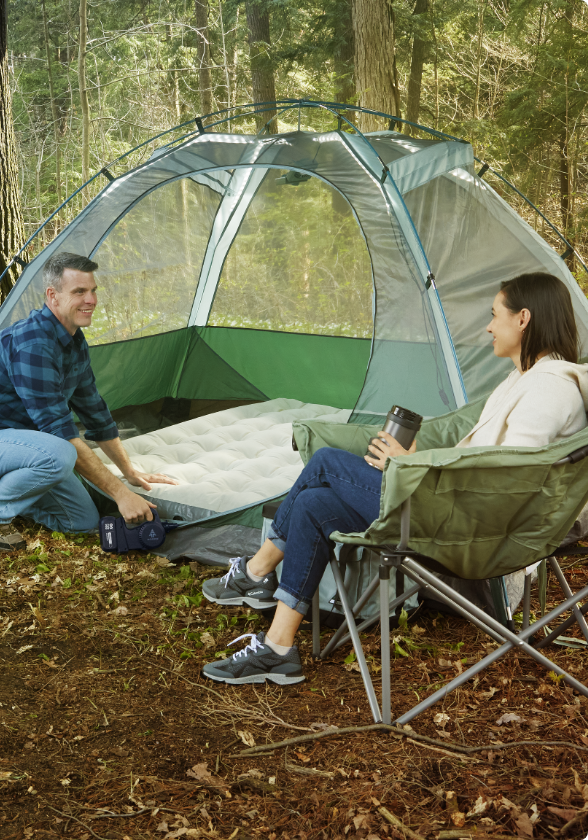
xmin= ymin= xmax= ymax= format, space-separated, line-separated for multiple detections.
xmin=331 ymin=428 xmax=588 ymax=579
xmin=416 ymin=395 xmax=487 ymax=451
xmin=292 ymin=419 xmax=380 ymax=465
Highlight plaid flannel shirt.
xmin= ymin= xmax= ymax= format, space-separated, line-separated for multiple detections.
xmin=0 ymin=304 xmax=118 ymax=442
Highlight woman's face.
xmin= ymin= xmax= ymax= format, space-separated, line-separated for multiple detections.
xmin=487 ymin=291 xmax=529 ymax=365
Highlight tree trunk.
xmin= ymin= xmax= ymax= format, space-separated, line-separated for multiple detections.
xmin=472 ymin=0 xmax=486 ymax=120
xmin=405 ymin=0 xmax=429 ymax=133
xmin=0 ymin=0 xmax=25 ymax=301
xmin=195 ymin=0 xmax=212 ymax=116
xmin=334 ymin=0 xmax=354 ymax=105
xmin=41 ymin=0 xmax=62 ymax=206
xmin=78 ymin=0 xmax=90 ymax=185
xmin=353 ymin=0 xmax=401 ymax=132
xmin=245 ymin=0 xmax=277 ymax=133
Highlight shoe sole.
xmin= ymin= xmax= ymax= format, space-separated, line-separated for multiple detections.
xmin=202 ymin=590 xmax=276 ymax=610
xmin=203 ymin=671 xmax=305 ymax=685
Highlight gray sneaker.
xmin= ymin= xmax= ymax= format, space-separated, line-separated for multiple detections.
xmin=202 ymin=632 xmax=305 ymax=685
xmin=202 ymin=556 xmax=277 ymax=610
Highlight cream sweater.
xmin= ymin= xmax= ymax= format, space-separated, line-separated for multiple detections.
xmin=457 ymin=355 xmax=588 ymax=449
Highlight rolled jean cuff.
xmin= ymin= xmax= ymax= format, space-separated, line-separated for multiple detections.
xmin=267 ymin=522 xmax=287 ymax=554
xmin=274 ymin=585 xmax=310 ymax=616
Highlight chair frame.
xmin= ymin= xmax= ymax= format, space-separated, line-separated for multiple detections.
xmin=312 ymin=448 xmax=588 ymax=725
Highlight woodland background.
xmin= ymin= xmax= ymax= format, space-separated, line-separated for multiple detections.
xmin=1 ymin=0 xmax=588 ymax=298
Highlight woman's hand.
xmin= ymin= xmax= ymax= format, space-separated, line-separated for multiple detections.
xmin=364 ymin=431 xmax=416 ymax=471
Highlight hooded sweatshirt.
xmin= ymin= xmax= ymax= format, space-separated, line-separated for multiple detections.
xmin=457 ymin=354 xmax=588 ymax=449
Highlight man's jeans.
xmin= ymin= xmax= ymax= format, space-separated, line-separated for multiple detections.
xmin=269 ymin=447 xmax=382 ymax=614
xmin=0 ymin=429 xmax=100 ymax=532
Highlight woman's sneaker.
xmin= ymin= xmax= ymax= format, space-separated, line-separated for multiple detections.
xmin=202 ymin=632 xmax=305 ymax=685
xmin=202 ymin=556 xmax=278 ymax=609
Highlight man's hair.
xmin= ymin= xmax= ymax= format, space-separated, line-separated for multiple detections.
xmin=500 ymin=272 xmax=578 ymax=372
xmin=43 ymin=252 xmax=98 ymax=293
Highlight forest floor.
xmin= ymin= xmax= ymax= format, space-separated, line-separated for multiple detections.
xmin=1 ymin=520 xmax=588 ymax=840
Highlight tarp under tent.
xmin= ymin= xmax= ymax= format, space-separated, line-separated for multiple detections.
xmin=1 ymin=99 xmax=587 ymax=530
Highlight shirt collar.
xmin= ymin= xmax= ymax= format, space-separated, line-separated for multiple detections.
xmin=40 ymin=304 xmax=84 ymax=348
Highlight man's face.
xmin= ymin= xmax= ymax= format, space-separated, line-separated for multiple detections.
xmin=46 ymin=268 xmax=97 ymax=336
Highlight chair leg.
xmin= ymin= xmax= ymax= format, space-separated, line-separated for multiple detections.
xmin=522 ymin=573 xmax=532 ymax=630
xmin=548 ymin=557 xmax=588 ymax=643
xmin=394 ymin=565 xmax=588 ymax=724
xmin=401 ymin=559 xmax=588 ymax=696
xmin=312 ymin=589 xmax=321 ymax=658
xmin=330 ymin=556 xmax=382 ymax=723
xmin=380 ymin=564 xmax=391 ymax=725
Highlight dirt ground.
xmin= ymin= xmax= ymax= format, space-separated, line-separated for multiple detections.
xmin=1 ymin=519 xmax=588 ymax=840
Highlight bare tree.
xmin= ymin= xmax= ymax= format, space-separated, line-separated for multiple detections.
xmin=245 ymin=0 xmax=277 ymax=133
xmin=0 ymin=0 xmax=25 ymax=301
xmin=405 ymin=0 xmax=429 ymax=131
xmin=334 ymin=0 xmax=354 ymax=106
xmin=353 ymin=0 xmax=401 ymax=131
xmin=78 ymin=0 xmax=90 ymax=185
xmin=195 ymin=0 xmax=213 ymax=116
xmin=41 ymin=0 xmax=62 ymax=205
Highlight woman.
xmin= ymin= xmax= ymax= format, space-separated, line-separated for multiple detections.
xmin=201 ymin=272 xmax=588 ymax=684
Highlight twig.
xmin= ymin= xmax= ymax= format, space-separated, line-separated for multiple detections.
xmin=405 ymin=738 xmax=478 ymax=762
xmin=378 ymin=806 xmax=425 ymax=840
xmin=558 ymin=805 xmax=588 ymax=836
xmin=229 ymin=722 xmax=588 ymax=758
xmin=284 ymin=748 xmax=334 ymax=779
xmin=43 ymin=805 xmax=108 ymax=840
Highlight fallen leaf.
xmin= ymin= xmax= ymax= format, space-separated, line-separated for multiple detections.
xmin=238 ymin=730 xmax=256 ymax=747
xmin=237 ymin=769 xmax=264 ymax=780
xmin=479 ymin=686 xmax=499 ymax=700
xmin=434 ymin=713 xmax=450 ymax=727
xmin=156 ymin=821 xmax=168 ymax=832
xmin=186 ymin=763 xmax=213 ymax=781
xmin=353 ymin=814 xmax=369 ymax=830
xmin=0 ymin=771 xmax=15 ymax=781
xmin=530 ymin=804 xmax=540 ymax=825
xmin=515 ymin=812 xmax=534 ymax=838
xmin=547 ymin=806 xmax=578 ymax=821
xmin=294 ymin=751 xmax=311 ymax=762
xmin=111 ymin=606 xmax=128 ymax=616
xmin=59 ymin=778 xmax=71 ymax=786
xmin=435 ymin=730 xmax=452 ymax=739
xmin=450 ymin=811 xmax=466 ymax=828
xmin=496 ymin=712 xmax=525 ymax=725
xmin=16 ymin=645 xmax=33 ymax=654
xmin=343 ymin=660 xmax=361 ymax=672
xmin=200 ymin=631 xmax=214 ymax=649
xmin=467 ymin=795 xmax=490 ymax=817
xmin=110 ymin=746 xmax=129 ymax=757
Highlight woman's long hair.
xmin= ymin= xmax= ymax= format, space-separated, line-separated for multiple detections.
xmin=500 ymin=272 xmax=578 ymax=372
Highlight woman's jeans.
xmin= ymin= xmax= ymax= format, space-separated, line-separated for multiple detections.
xmin=0 ymin=429 xmax=100 ymax=532
xmin=269 ymin=447 xmax=382 ymax=614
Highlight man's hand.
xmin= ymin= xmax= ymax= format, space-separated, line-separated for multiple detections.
xmin=70 ymin=437 xmax=159 ymax=525
xmin=116 ymin=488 xmax=158 ymax=524
xmin=124 ymin=469 xmax=180 ymax=492
xmin=364 ymin=431 xmax=416 ymax=471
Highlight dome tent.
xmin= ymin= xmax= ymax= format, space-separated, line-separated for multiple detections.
xmin=1 ymin=99 xmax=587 ymax=527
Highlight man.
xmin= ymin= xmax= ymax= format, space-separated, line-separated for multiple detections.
xmin=0 ymin=252 xmax=177 ymax=544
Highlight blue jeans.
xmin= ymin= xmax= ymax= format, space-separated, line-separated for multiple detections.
xmin=269 ymin=447 xmax=382 ymax=614
xmin=0 ymin=429 xmax=100 ymax=532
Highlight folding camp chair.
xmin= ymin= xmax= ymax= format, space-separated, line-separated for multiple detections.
xmin=292 ymin=407 xmax=588 ymax=726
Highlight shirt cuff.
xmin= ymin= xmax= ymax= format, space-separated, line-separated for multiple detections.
xmin=84 ymin=423 xmax=120 ymax=443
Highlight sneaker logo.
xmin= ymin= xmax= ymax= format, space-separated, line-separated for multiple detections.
xmin=249 ymin=591 xmax=266 ymax=596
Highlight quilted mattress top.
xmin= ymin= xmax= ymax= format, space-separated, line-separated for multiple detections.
xmin=96 ymin=398 xmax=350 ymax=519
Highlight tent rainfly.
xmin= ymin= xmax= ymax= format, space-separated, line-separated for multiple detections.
xmin=1 ymin=99 xmax=587 ymax=526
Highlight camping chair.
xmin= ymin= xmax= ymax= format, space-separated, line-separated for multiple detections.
xmin=292 ymin=403 xmax=588 ymax=725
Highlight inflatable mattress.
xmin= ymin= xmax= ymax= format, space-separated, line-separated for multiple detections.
xmin=96 ymin=398 xmax=351 ymax=523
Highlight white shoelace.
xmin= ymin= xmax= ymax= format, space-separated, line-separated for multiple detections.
xmin=228 ymin=633 xmax=263 ymax=659
xmin=221 ymin=556 xmax=243 ymax=589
